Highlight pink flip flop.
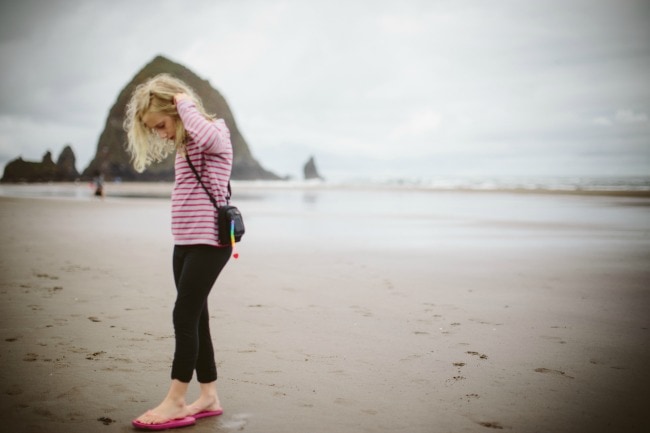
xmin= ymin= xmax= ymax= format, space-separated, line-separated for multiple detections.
xmin=132 ymin=416 xmax=196 ymax=430
xmin=193 ymin=409 xmax=224 ymax=420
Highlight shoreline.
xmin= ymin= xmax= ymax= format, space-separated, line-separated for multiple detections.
xmin=2 ymin=180 xmax=650 ymax=199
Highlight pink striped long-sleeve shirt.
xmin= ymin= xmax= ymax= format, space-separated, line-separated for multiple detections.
xmin=171 ymin=99 xmax=233 ymax=247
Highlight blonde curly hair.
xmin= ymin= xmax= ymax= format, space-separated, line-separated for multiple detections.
xmin=123 ymin=73 xmax=214 ymax=173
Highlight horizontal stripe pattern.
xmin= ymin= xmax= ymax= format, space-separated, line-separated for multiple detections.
xmin=171 ymin=99 xmax=233 ymax=247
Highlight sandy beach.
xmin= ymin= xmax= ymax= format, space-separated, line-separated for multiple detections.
xmin=1 ymin=186 xmax=649 ymax=433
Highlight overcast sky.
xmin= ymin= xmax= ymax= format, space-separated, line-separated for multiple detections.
xmin=1 ymin=0 xmax=648 ymax=181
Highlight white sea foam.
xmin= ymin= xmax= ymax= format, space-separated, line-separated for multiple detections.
xmin=0 ymin=176 xmax=648 ymax=202
xmin=234 ymin=174 xmax=650 ymax=191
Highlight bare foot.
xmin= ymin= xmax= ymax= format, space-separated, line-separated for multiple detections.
xmin=188 ymin=394 xmax=222 ymax=416
xmin=135 ymin=398 xmax=191 ymax=425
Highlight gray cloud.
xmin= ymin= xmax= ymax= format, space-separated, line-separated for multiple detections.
xmin=0 ymin=0 xmax=648 ymax=179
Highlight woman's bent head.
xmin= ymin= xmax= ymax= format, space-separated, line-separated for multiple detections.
xmin=123 ymin=73 xmax=211 ymax=173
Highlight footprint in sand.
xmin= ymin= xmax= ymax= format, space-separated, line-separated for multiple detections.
xmin=97 ymin=417 xmax=115 ymax=426
xmin=350 ymin=305 xmax=373 ymax=317
xmin=540 ymin=335 xmax=567 ymax=344
xmin=35 ymin=273 xmax=59 ymax=280
xmin=61 ymin=264 xmax=90 ymax=272
xmin=534 ymin=368 xmax=574 ymax=379
xmin=361 ymin=409 xmax=378 ymax=415
xmin=444 ymin=375 xmax=466 ymax=385
xmin=382 ymin=279 xmax=396 ymax=292
xmin=86 ymin=351 xmax=106 ymax=361
xmin=478 ymin=421 xmax=505 ymax=429
xmin=23 ymin=353 xmax=39 ymax=362
xmin=334 ymin=397 xmax=353 ymax=405
xmin=467 ymin=351 xmax=488 ymax=360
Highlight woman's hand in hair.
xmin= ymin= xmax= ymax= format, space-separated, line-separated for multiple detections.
xmin=173 ymin=93 xmax=191 ymax=105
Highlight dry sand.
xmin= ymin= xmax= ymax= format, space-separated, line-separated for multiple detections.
xmin=0 ymin=190 xmax=649 ymax=433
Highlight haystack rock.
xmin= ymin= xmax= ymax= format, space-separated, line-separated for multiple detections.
xmin=82 ymin=55 xmax=279 ymax=181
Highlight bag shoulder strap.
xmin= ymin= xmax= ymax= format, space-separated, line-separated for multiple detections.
xmin=184 ymin=154 xmax=231 ymax=211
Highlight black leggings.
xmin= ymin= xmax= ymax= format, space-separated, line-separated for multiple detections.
xmin=171 ymin=244 xmax=231 ymax=383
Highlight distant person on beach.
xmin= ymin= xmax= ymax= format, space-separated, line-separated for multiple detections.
xmin=124 ymin=74 xmax=233 ymax=430
xmin=92 ymin=170 xmax=105 ymax=198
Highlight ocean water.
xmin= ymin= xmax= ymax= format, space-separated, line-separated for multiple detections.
xmin=234 ymin=185 xmax=650 ymax=249
xmin=1 ymin=180 xmax=649 ymax=253
xmin=401 ymin=175 xmax=650 ymax=192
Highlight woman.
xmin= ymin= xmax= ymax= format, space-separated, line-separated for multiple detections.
xmin=124 ymin=73 xmax=233 ymax=430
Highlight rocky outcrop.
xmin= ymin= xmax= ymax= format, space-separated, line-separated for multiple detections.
xmin=55 ymin=145 xmax=79 ymax=181
xmin=303 ymin=156 xmax=324 ymax=180
xmin=82 ymin=55 xmax=280 ymax=181
xmin=1 ymin=146 xmax=79 ymax=183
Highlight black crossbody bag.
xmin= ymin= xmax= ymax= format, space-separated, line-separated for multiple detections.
xmin=184 ymin=155 xmax=245 ymax=247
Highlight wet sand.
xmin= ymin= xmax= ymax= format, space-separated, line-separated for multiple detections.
xmin=0 ymin=191 xmax=649 ymax=433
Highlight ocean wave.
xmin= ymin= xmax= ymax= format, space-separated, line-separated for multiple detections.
xmin=1 ymin=176 xmax=649 ymax=201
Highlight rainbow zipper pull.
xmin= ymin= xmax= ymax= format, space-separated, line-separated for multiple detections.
xmin=230 ymin=219 xmax=239 ymax=259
